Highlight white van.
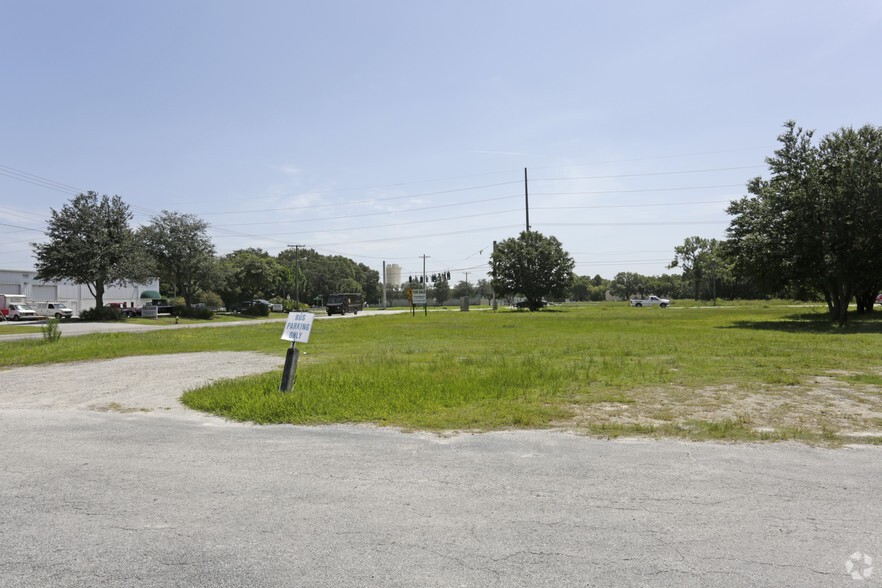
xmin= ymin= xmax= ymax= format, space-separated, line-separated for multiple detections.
xmin=34 ymin=301 xmax=74 ymax=319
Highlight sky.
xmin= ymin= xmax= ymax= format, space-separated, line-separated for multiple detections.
xmin=2 ymin=1 xmax=881 ymax=286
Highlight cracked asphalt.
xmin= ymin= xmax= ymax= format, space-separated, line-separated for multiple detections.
xmin=2 ymin=407 xmax=881 ymax=587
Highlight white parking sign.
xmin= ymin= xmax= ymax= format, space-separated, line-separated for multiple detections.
xmin=281 ymin=312 xmax=315 ymax=343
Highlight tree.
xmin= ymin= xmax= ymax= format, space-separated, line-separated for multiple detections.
xmin=570 ymin=275 xmax=592 ymax=301
xmin=490 ymin=230 xmax=575 ymax=311
xmin=726 ymin=121 xmax=882 ymax=323
xmin=451 ymin=280 xmax=474 ymax=299
xmin=609 ymin=272 xmax=647 ymax=301
xmin=33 ymin=192 xmax=149 ymax=308
xmin=669 ymin=236 xmax=728 ymax=302
xmin=286 ymin=249 xmax=380 ymax=305
xmin=433 ymin=278 xmax=451 ymax=305
xmin=139 ymin=211 xmax=219 ymax=308
xmin=475 ymin=279 xmax=494 ymax=305
xmin=220 ymin=248 xmax=282 ymax=305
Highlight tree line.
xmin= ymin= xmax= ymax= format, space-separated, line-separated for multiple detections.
xmin=32 ymin=195 xmax=380 ymax=310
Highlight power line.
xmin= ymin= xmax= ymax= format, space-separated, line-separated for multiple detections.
xmin=0 ymin=164 xmax=85 ymax=195
xmin=532 ymin=165 xmax=762 ymax=182
xmin=531 ymin=183 xmax=743 ymax=197
xmin=0 ymin=221 xmax=45 ymax=232
xmin=534 ymin=200 xmax=731 ymax=211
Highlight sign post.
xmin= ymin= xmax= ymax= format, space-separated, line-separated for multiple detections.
xmin=411 ymin=288 xmax=427 ymax=316
xmin=279 ymin=312 xmax=315 ymax=391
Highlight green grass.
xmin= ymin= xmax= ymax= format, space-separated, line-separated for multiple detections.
xmin=123 ymin=311 xmax=290 ymax=325
xmin=0 ymin=324 xmax=44 ymax=335
xmin=3 ymin=303 xmax=882 ymax=443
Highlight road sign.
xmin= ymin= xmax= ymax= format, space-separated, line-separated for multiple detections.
xmin=412 ymin=289 xmax=427 ymax=304
xmin=281 ymin=312 xmax=315 ymax=343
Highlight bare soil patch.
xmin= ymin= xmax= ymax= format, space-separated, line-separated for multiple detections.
xmin=563 ymin=372 xmax=882 ymax=442
xmin=0 ymin=352 xmax=283 ymax=414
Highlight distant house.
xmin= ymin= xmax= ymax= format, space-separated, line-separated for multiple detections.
xmin=0 ymin=268 xmax=160 ymax=315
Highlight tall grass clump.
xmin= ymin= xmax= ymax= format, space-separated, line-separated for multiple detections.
xmin=41 ymin=317 xmax=62 ymax=343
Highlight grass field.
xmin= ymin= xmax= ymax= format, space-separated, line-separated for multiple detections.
xmin=3 ymin=303 xmax=881 ymax=444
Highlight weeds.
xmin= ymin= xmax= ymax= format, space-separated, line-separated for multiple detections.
xmin=41 ymin=318 xmax=61 ymax=344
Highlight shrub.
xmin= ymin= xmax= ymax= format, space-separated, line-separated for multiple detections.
xmin=172 ymin=305 xmax=215 ymax=320
xmin=80 ymin=306 xmax=124 ymax=321
xmin=281 ymin=299 xmax=304 ymax=312
xmin=41 ymin=317 xmax=62 ymax=343
xmin=197 ymin=291 xmax=224 ymax=309
xmin=243 ymin=302 xmax=270 ymax=317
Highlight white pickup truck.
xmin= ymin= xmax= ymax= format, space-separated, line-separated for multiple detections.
xmin=630 ymin=295 xmax=670 ymax=308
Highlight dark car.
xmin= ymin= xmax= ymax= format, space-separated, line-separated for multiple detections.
xmin=231 ymin=299 xmax=271 ymax=313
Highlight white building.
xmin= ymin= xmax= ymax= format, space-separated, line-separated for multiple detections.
xmin=0 ymin=269 xmax=160 ymax=315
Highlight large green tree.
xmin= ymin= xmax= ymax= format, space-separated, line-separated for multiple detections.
xmin=283 ymin=249 xmax=380 ymax=305
xmin=726 ymin=121 xmax=882 ymax=323
xmin=490 ymin=230 xmax=575 ymax=312
xmin=609 ymin=272 xmax=647 ymax=301
xmin=451 ymin=280 xmax=474 ymax=299
xmin=33 ymin=192 xmax=149 ymax=307
xmin=220 ymin=248 xmax=282 ymax=305
xmin=668 ymin=236 xmax=729 ymax=302
xmin=139 ymin=211 xmax=219 ymax=308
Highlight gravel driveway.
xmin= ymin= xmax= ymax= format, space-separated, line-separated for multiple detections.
xmin=0 ymin=351 xmax=283 ymax=414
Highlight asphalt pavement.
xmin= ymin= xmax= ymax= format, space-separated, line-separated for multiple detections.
xmin=0 ymin=309 xmax=406 ymax=342
xmin=1 ymin=408 xmax=880 ymax=587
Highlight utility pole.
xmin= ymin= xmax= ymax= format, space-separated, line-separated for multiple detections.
xmin=287 ymin=244 xmax=305 ymax=310
xmin=382 ymin=261 xmax=387 ymax=310
xmin=492 ymin=240 xmax=497 ymax=311
xmin=524 ymin=167 xmax=530 ymax=233
xmin=420 ymin=254 xmax=429 ymax=316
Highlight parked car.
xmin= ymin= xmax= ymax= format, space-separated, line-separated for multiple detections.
xmin=6 ymin=303 xmax=38 ymax=321
xmin=34 ymin=301 xmax=74 ymax=319
xmin=107 ymin=302 xmax=141 ymax=317
xmin=231 ymin=299 xmax=271 ymax=313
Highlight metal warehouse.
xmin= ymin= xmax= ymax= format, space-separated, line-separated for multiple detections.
xmin=0 ymin=269 xmax=160 ymax=315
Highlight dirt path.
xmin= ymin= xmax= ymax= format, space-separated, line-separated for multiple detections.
xmin=0 ymin=352 xmax=283 ymax=414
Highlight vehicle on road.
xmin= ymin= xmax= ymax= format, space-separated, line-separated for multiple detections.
xmin=630 ymin=295 xmax=671 ymax=308
xmin=326 ymin=293 xmax=362 ymax=316
xmin=34 ymin=301 xmax=74 ymax=319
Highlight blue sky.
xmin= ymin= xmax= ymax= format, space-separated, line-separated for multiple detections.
xmin=2 ymin=1 xmax=881 ymax=285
